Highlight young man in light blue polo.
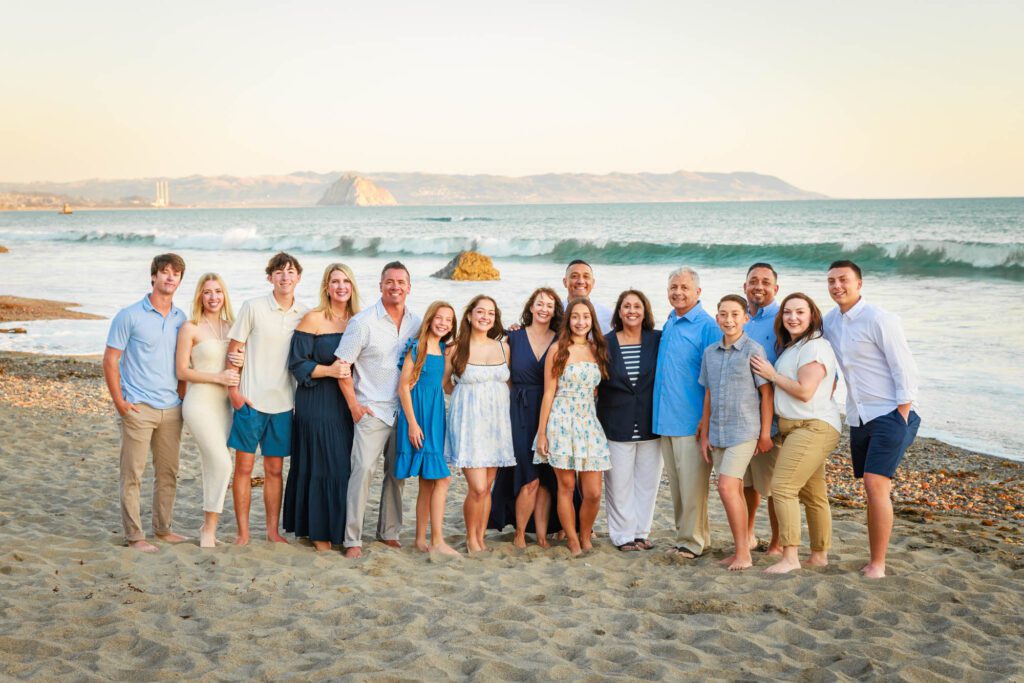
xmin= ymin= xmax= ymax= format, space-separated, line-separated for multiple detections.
xmin=103 ymin=253 xmax=189 ymax=553
xmin=227 ymin=252 xmax=307 ymax=545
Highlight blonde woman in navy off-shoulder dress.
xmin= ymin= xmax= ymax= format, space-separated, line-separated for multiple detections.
xmin=283 ymin=264 xmax=358 ymax=552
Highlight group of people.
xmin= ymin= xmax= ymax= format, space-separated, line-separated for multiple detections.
xmin=104 ymin=251 xmax=920 ymax=577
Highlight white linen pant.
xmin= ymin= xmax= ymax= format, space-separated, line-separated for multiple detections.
xmin=604 ymin=439 xmax=663 ymax=546
xmin=344 ymin=414 xmax=404 ymax=548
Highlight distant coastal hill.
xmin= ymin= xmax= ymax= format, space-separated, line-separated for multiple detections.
xmin=0 ymin=169 xmax=824 ymax=209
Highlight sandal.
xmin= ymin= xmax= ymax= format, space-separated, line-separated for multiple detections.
xmin=634 ymin=538 xmax=654 ymax=550
xmin=616 ymin=541 xmax=641 ymax=552
xmin=667 ymin=546 xmax=699 ymax=559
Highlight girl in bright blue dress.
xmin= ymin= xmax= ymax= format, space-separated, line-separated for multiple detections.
xmin=396 ymin=301 xmax=460 ymax=555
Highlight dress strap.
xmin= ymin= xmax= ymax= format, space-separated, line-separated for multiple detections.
xmin=498 ymin=338 xmax=507 ymax=363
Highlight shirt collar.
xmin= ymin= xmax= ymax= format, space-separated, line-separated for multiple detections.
xmin=374 ymin=298 xmax=412 ymax=322
xmin=717 ymin=332 xmax=749 ymax=350
xmin=843 ymin=298 xmax=867 ymax=321
xmin=668 ymin=302 xmax=706 ymax=324
xmin=750 ymin=300 xmax=779 ymax=320
xmin=142 ymin=294 xmax=180 ymax=318
xmin=266 ymin=292 xmax=300 ymax=313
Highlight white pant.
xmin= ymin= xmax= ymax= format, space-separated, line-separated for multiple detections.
xmin=604 ymin=439 xmax=663 ymax=547
xmin=344 ymin=415 xmax=404 ymax=548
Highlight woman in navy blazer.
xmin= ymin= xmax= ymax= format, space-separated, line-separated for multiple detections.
xmin=598 ymin=289 xmax=662 ymax=551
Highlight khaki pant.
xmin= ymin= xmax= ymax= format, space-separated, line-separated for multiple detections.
xmin=344 ymin=414 xmax=404 ymax=548
xmin=773 ymin=418 xmax=840 ymax=550
xmin=119 ymin=404 xmax=183 ymax=542
xmin=661 ymin=435 xmax=711 ymax=555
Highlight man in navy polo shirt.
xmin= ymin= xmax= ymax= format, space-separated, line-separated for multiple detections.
xmin=103 ymin=253 xmax=189 ymax=553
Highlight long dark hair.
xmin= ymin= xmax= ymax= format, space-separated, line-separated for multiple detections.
xmin=451 ymin=294 xmax=504 ymax=378
xmin=551 ymin=298 xmax=609 ymax=380
xmin=409 ymin=301 xmax=456 ymax=384
xmin=610 ymin=289 xmax=655 ymax=332
xmin=774 ymin=292 xmax=824 ymax=352
xmin=519 ymin=287 xmax=564 ymax=330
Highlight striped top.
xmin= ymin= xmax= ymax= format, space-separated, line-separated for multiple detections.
xmin=621 ymin=343 xmax=642 ymax=440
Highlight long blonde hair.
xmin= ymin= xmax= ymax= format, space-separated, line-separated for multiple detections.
xmin=315 ymin=263 xmax=361 ymax=320
xmin=409 ymin=301 xmax=457 ymax=384
xmin=189 ymin=273 xmax=235 ymax=325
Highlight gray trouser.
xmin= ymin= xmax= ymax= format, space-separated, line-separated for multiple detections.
xmin=344 ymin=414 xmax=404 ymax=547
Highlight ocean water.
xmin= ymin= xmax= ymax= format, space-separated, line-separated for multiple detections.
xmin=1 ymin=198 xmax=1022 ymax=459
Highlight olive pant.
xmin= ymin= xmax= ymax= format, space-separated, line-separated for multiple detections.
xmin=772 ymin=418 xmax=840 ymax=550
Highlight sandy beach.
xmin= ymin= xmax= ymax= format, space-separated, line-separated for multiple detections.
xmin=1 ymin=350 xmax=1022 ymax=681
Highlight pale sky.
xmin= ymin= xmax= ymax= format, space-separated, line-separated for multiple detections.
xmin=2 ymin=1 xmax=1022 ymax=198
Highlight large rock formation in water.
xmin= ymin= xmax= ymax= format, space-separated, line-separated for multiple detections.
xmin=317 ymin=174 xmax=397 ymax=207
xmin=431 ymin=251 xmax=501 ymax=281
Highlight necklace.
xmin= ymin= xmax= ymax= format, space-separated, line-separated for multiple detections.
xmin=203 ymin=315 xmax=226 ymax=342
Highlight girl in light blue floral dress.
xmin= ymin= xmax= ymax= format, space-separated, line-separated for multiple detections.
xmin=444 ymin=295 xmax=515 ymax=554
xmin=535 ymin=298 xmax=611 ymax=556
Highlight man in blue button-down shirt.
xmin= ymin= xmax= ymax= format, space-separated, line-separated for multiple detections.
xmin=654 ymin=267 xmax=721 ymax=557
xmin=742 ymin=263 xmax=782 ymax=555
xmin=103 ymin=254 xmax=188 ymax=553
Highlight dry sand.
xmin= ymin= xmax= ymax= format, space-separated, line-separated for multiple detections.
xmin=1 ymin=352 xmax=1022 ymax=681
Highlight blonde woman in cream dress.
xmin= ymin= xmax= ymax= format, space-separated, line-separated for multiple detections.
xmin=176 ymin=273 xmax=240 ymax=548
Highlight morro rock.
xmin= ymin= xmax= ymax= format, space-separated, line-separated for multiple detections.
xmin=317 ymin=174 xmax=397 ymax=207
xmin=431 ymin=251 xmax=501 ymax=281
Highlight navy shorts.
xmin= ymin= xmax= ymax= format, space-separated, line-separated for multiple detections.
xmin=849 ymin=409 xmax=920 ymax=479
xmin=228 ymin=405 xmax=292 ymax=457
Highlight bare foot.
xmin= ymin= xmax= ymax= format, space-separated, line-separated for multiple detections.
xmin=266 ymin=532 xmax=289 ymax=544
xmin=467 ymin=540 xmax=485 ymax=554
xmin=415 ymin=540 xmax=431 ymax=553
xmin=234 ymin=534 xmax=250 ymax=546
xmin=431 ymin=542 xmax=461 ymax=557
xmin=379 ymin=539 xmax=402 ymax=549
xmin=805 ymin=552 xmax=829 ymax=568
xmin=860 ymin=563 xmax=886 ymax=579
xmin=536 ymin=535 xmax=550 ymax=548
xmin=719 ymin=553 xmax=736 ymax=566
xmin=567 ymin=539 xmax=583 ymax=557
xmin=199 ymin=525 xmax=216 ymax=549
xmin=344 ymin=546 xmax=363 ymax=559
xmin=128 ymin=539 xmax=158 ymax=553
xmin=513 ymin=530 xmax=527 ymax=549
xmin=764 ymin=557 xmax=801 ymax=574
xmin=765 ymin=544 xmax=784 ymax=557
xmin=156 ymin=532 xmax=187 ymax=543
xmin=748 ymin=536 xmax=761 ymax=551
xmin=727 ymin=554 xmax=753 ymax=571
xmin=312 ymin=541 xmax=332 ymax=552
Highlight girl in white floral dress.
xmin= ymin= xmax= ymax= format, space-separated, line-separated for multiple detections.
xmin=444 ymin=295 xmax=515 ymax=553
xmin=535 ymin=298 xmax=611 ymax=556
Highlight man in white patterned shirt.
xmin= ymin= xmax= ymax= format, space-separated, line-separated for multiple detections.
xmin=335 ymin=261 xmax=421 ymax=558
xmin=824 ymin=260 xmax=920 ymax=579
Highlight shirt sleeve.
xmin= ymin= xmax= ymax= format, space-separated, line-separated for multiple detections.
xmin=228 ymin=301 xmax=254 ymax=343
xmin=799 ymin=338 xmax=835 ymax=375
xmin=105 ymin=308 xmax=132 ymax=351
xmin=335 ymin=316 xmax=365 ymax=362
xmin=698 ymin=352 xmax=708 ymax=388
xmin=875 ymin=311 xmax=918 ymax=404
xmin=750 ymin=344 xmax=769 ymax=387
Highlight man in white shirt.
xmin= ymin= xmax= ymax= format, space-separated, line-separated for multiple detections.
xmin=227 ymin=252 xmax=307 ymax=545
xmin=823 ymin=260 xmax=920 ymax=579
xmin=563 ymin=259 xmax=613 ymax=334
xmin=336 ymin=261 xmax=421 ymax=559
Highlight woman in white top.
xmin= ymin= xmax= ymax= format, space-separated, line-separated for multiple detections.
xmin=176 ymin=273 xmax=240 ymax=548
xmin=751 ymin=292 xmax=841 ymax=574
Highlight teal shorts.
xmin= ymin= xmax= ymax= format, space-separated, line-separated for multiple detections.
xmin=228 ymin=405 xmax=292 ymax=457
